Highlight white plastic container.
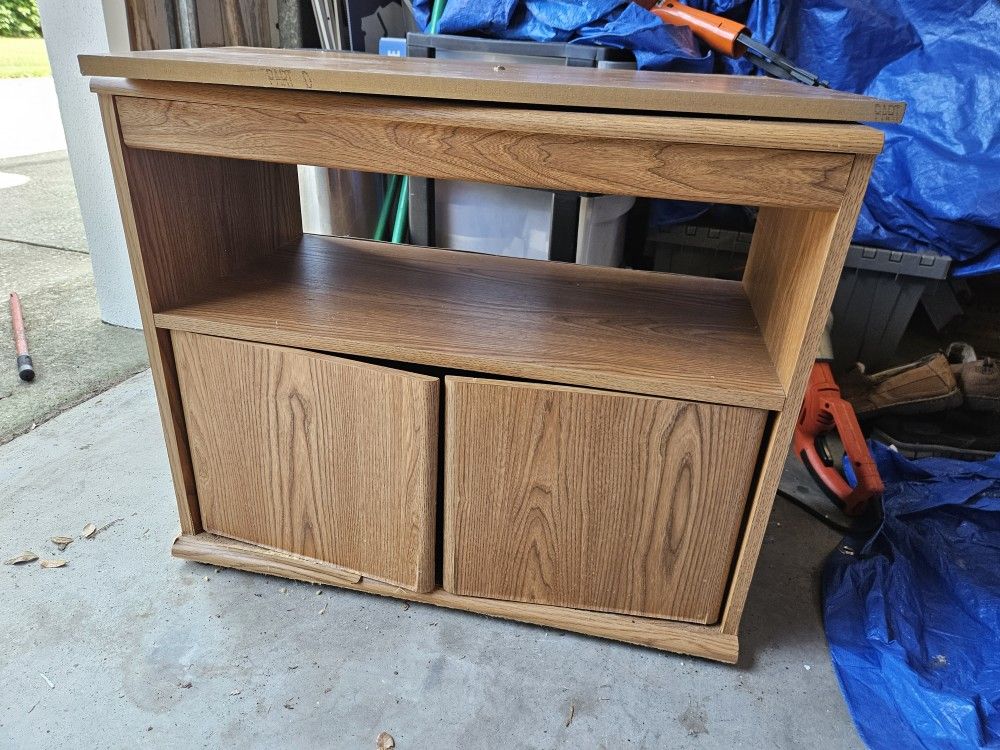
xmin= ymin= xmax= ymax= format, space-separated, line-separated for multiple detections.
xmin=576 ymin=194 xmax=636 ymax=267
xmin=433 ymin=180 xmax=635 ymax=267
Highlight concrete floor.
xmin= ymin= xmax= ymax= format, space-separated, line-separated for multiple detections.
xmin=0 ymin=371 xmax=862 ymax=749
xmin=0 ymin=150 xmax=148 ymax=444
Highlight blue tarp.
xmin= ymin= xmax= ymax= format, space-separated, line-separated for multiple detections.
xmin=823 ymin=443 xmax=1000 ymax=749
xmin=411 ymin=0 xmax=1000 ymax=273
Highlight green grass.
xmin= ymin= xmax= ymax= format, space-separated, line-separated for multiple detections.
xmin=0 ymin=36 xmax=50 ymax=78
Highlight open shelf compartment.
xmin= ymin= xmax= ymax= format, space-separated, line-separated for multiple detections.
xmin=153 ymin=233 xmax=784 ymax=411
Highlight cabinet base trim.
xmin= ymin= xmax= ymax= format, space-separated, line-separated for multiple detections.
xmin=172 ymin=532 xmax=740 ymax=663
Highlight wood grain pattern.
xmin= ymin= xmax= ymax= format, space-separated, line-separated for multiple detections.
xmin=113 ymin=94 xmax=856 ymax=209
xmin=172 ymin=332 xmax=439 ymax=592
xmin=78 ymin=47 xmax=905 ymax=123
xmin=90 ymin=78 xmax=886 ymax=155
xmin=743 ymin=208 xmax=841 ymax=388
xmin=153 ymin=234 xmax=785 ymax=410
xmin=100 ymin=99 xmax=299 ymax=536
xmin=722 ymin=155 xmax=877 ymax=633
xmin=119 ymin=145 xmax=301 ymax=312
xmin=444 ymin=377 xmax=767 ymax=623
xmin=124 ymin=0 xmax=175 ymax=51
xmin=173 ymin=532 xmax=740 ymax=662
xmin=220 ymin=0 xmax=271 ymax=47
xmin=98 ymin=95 xmax=199 ymax=534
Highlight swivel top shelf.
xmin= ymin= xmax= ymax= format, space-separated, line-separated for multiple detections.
xmin=80 ymin=46 xmax=905 ymax=123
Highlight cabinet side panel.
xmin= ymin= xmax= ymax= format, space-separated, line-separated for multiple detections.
xmin=445 ymin=377 xmax=767 ymax=623
xmin=120 ymin=143 xmax=302 ymax=311
xmin=172 ymin=332 xmax=439 ymax=593
xmin=725 ymin=154 xmax=876 ymax=632
xmin=97 ymin=94 xmax=197 ymax=532
xmin=97 ymin=93 xmax=300 ymax=534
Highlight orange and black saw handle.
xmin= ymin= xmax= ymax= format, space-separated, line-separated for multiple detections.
xmin=647 ymin=1 xmax=748 ymax=58
xmin=635 ymin=0 xmax=830 ymax=87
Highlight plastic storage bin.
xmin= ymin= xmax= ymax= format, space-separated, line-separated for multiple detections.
xmin=406 ymin=33 xmax=637 ymax=266
xmin=648 ymin=225 xmax=954 ymax=372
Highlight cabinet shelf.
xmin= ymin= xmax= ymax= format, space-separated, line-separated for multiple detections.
xmin=154 ymin=234 xmax=784 ymax=410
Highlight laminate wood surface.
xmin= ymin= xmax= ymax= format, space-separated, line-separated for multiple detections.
xmin=172 ymin=332 xmax=439 ymax=592
xmin=444 ymin=377 xmax=767 ymax=623
xmin=78 ymin=47 xmax=905 ymax=123
xmin=721 ymin=156 xmax=877 ymax=633
xmin=154 ymin=234 xmax=785 ymax=410
xmin=113 ymin=94 xmax=858 ymax=210
xmin=91 ymin=78 xmax=886 ymax=155
xmin=173 ymin=532 xmax=740 ymax=662
xmin=120 ymin=145 xmax=301 ymax=312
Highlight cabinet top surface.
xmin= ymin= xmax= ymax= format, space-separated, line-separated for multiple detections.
xmin=79 ymin=46 xmax=904 ymax=124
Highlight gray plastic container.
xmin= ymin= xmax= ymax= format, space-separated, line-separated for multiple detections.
xmin=648 ymin=225 xmax=954 ymax=372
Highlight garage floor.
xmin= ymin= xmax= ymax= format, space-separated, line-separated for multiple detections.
xmin=0 ymin=371 xmax=862 ymax=749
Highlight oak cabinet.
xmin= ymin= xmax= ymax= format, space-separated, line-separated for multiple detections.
xmin=172 ymin=332 xmax=439 ymax=592
xmin=444 ymin=377 xmax=767 ymax=623
xmin=86 ymin=47 xmax=891 ymax=660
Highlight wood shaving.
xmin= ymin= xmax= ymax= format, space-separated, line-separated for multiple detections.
xmin=39 ymin=673 xmax=54 ymax=689
xmin=376 ymin=731 xmax=395 ymax=749
xmin=96 ymin=518 xmax=124 ymax=534
xmin=3 ymin=551 xmax=37 ymax=565
xmin=40 ymin=559 xmax=67 ymax=569
xmin=51 ymin=536 xmax=74 ymax=550
xmin=566 ymin=703 xmax=575 ymax=727
xmin=82 ymin=523 xmax=97 ymax=539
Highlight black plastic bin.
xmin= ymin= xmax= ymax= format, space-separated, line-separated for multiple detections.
xmin=647 ymin=224 xmax=954 ymax=373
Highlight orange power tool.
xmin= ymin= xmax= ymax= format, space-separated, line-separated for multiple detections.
xmin=794 ymin=353 xmax=883 ymax=517
xmin=636 ymin=1 xmax=829 ymax=87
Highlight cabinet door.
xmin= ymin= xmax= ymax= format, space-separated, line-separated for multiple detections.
xmin=173 ymin=332 xmax=438 ymax=592
xmin=444 ymin=376 xmax=767 ymax=623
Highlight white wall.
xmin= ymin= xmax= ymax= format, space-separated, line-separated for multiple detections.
xmin=36 ymin=0 xmax=142 ymax=329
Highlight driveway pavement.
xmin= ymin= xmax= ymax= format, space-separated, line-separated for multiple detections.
xmin=0 ymin=77 xmax=147 ymax=442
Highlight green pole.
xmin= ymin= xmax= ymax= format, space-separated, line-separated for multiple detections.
xmin=391 ymin=176 xmax=409 ymax=244
xmin=429 ymin=0 xmax=446 ymax=32
xmin=373 ymin=174 xmax=399 ymax=242
xmin=384 ymin=0 xmax=445 ymax=243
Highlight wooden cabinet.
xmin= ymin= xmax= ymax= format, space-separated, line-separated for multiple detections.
xmin=172 ymin=332 xmax=439 ymax=592
xmin=85 ymin=48 xmax=894 ymax=661
xmin=444 ymin=377 xmax=767 ymax=623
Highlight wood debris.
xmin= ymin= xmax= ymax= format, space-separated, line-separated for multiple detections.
xmin=229 ymin=689 xmax=241 ymax=696
xmin=82 ymin=523 xmax=97 ymax=539
xmin=97 ymin=518 xmax=124 ymax=534
xmin=39 ymin=673 xmax=54 ymax=689
xmin=40 ymin=559 xmax=67 ymax=569
xmin=51 ymin=536 xmax=74 ymax=550
xmin=376 ymin=731 xmax=395 ymax=749
xmin=179 ymin=681 xmax=192 ymax=689
xmin=3 ymin=551 xmax=37 ymax=565
xmin=566 ymin=703 xmax=575 ymax=727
